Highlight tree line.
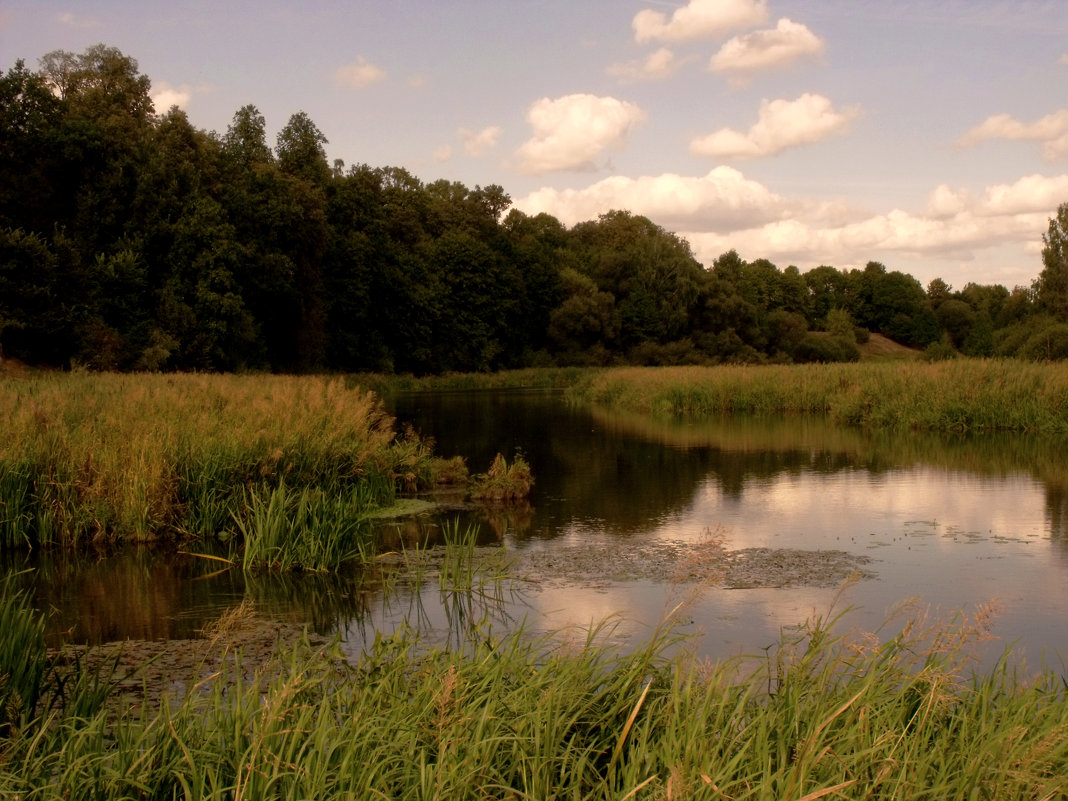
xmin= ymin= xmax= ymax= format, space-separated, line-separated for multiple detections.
xmin=3 ymin=45 xmax=1068 ymax=373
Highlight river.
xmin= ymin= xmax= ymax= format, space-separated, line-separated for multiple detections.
xmin=8 ymin=388 xmax=1068 ymax=670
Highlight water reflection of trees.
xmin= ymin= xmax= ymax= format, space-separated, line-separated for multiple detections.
xmin=391 ymin=391 xmax=1068 ymax=542
xmin=590 ymin=405 xmax=1068 ymax=542
xmin=1046 ymin=483 xmax=1068 ymax=557
xmin=4 ymin=546 xmax=244 ymax=646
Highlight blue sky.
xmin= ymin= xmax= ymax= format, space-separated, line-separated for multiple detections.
xmin=4 ymin=0 xmax=1068 ymax=290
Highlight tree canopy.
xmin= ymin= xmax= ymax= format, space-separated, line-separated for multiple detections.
xmin=0 ymin=46 xmax=1061 ymax=371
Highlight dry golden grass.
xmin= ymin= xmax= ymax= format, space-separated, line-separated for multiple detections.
xmin=0 ymin=372 xmax=429 ymax=546
xmin=858 ymin=332 xmax=922 ymax=360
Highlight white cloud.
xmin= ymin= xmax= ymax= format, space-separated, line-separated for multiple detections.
xmin=632 ymin=0 xmax=767 ymax=44
xmin=459 ymin=125 xmax=502 ymax=157
xmin=710 ymin=18 xmax=825 ymax=77
xmin=680 ymin=174 xmax=1068 ymax=272
xmin=518 ymin=164 xmax=1066 ymax=286
xmin=1060 ymin=53 xmax=1068 ymax=66
xmin=959 ymin=110 xmax=1068 ymax=160
xmin=57 ymin=11 xmax=99 ymax=28
xmin=332 ymin=57 xmax=386 ymax=89
xmin=514 ymin=94 xmax=645 ymax=174
xmin=514 ymin=166 xmax=789 ymax=230
xmin=926 ymin=184 xmax=970 ymax=219
xmin=433 ymin=144 xmax=452 ymax=163
xmin=690 ymin=93 xmax=859 ymax=159
xmin=974 ymin=173 xmax=1068 ymax=215
xmin=607 ymin=47 xmax=687 ymax=81
xmin=151 ymin=81 xmax=192 ymax=112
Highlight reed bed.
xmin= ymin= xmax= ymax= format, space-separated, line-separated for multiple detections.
xmin=350 ymin=366 xmax=598 ymax=396
xmin=570 ymin=360 xmax=1068 ymax=433
xmin=1 ymin=579 xmax=1066 ymax=800
xmin=0 ymin=372 xmax=443 ymax=549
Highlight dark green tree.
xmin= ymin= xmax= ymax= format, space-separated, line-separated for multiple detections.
xmin=223 ymin=104 xmax=273 ymax=170
xmin=1038 ymin=203 xmax=1068 ymax=321
xmin=276 ymin=111 xmax=330 ymax=186
xmin=547 ymin=267 xmax=619 ymax=362
xmin=0 ymin=60 xmax=64 ymax=233
xmin=569 ymin=211 xmax=704 ymax=352
xmin=803 ymin=265 xmax=853 ymax=328
xmin=926 ymin=277 xmax=952 ymax=309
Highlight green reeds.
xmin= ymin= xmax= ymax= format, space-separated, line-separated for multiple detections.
xmin=0 ymin=572 xmax=46 ymax=734
xmin=0 ymin=572 xmax=113 ymax=737
xmin=233 ymin=481 xmax=377 ymax=572
xmin=571 ymin=360 xmax=1068 ymax=434
xmin=4 ymin=576 xmax=1065 ymax=800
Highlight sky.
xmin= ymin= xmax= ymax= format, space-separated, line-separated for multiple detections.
xmin=4 ymin=0 xmax=1068 ymax=290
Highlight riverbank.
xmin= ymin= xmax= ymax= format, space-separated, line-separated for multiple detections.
xmin=352 ymin=359 xmax=1068 ymax=434
xmin=3 ymin=581 xmax=1065 ymax=800
xmin=567 ymin=360 xmax=1068 ymax=433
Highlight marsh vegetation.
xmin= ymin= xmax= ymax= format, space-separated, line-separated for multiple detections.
xmin=0 ymin=372 xmax=535 ymax=561
xmin=4 ymin=366 xmax=1068 ymax=797
xmin=568 ymin=359 xmax=1068 ymax=433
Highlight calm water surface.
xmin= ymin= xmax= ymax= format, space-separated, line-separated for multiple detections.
xmin=10 ymin=389 xmax=1068 ymax=669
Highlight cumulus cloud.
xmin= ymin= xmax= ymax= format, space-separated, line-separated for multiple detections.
xmin=513 ymin=166 xmax=789 ymax=231
xmin=433 ymin=144 xmax=452 ymax=163
xmin=632 ymin=0 xmax=767 ymax=44
xmin=959 ymin=109 xmax=1068 ymax=160
xmin=710 ymin=18 xmax=825 ymax=78
xmin=514 ymin=94 xmax=645 ymax=174
xmin=973 ymin=173 xmax=1068 ymax=215
xmin=690 ymin=93 xmax=859 ymax=159
xmin=680 ymin=173 xmax=1068 ymax=271
xmin=459 ymin=125 xmax=502 ymax=157
xmin=517 ymin=163 xmax=1066 ymax=286
xmin=333 ymin=57 xmax=386 ymax=89
xmin=607 ymin=48 xmax=687 ymax=81
xmin=151 ymin=82 xmax=193 ymax=112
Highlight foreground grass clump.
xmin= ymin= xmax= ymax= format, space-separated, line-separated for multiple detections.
xmin=469 ymin=451 xmax=534 ymax=502
xmin=571 ymin=360 xmax=1068 ymax=433
xmin=2 ymin=585 xmax=1066 ymax=799
xmin=0 ymin=372 xmax=450 ymax=550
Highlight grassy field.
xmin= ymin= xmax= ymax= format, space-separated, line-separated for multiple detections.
xmin=2 ymin=573 xmax=1065 ymax=800
xmin=569 ymin=360 xmax=1068 ymax=434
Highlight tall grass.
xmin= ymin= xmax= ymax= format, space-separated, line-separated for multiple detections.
xmin=571 ymin=360 xmax=1068 ymax=433
xmin=0 ymin=571 xmax=46 ymax=735
xmin=233 ymin=481 xmax=377 ymax=572
xmin=0 ymin=372 xmax=446 ymax=549
xmin=1 ymin=592 xmax=1065 ymax=799
xmin=350 ymin=366 xmax=598 ymax=396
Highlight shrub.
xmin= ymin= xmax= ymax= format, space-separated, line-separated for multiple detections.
xmin=469 ymin=452 xmax=534 ymax=502
xmin=1019 ymin=322 xmax=1068 ymax=361
xmin=794 ymin=333 xmax=860 ymax=363
xmin=922 ymin=338 xmax=958 ymax=362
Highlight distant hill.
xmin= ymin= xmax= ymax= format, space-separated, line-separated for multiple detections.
xmin=858 ymin=333 xmax=921 ymax=360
